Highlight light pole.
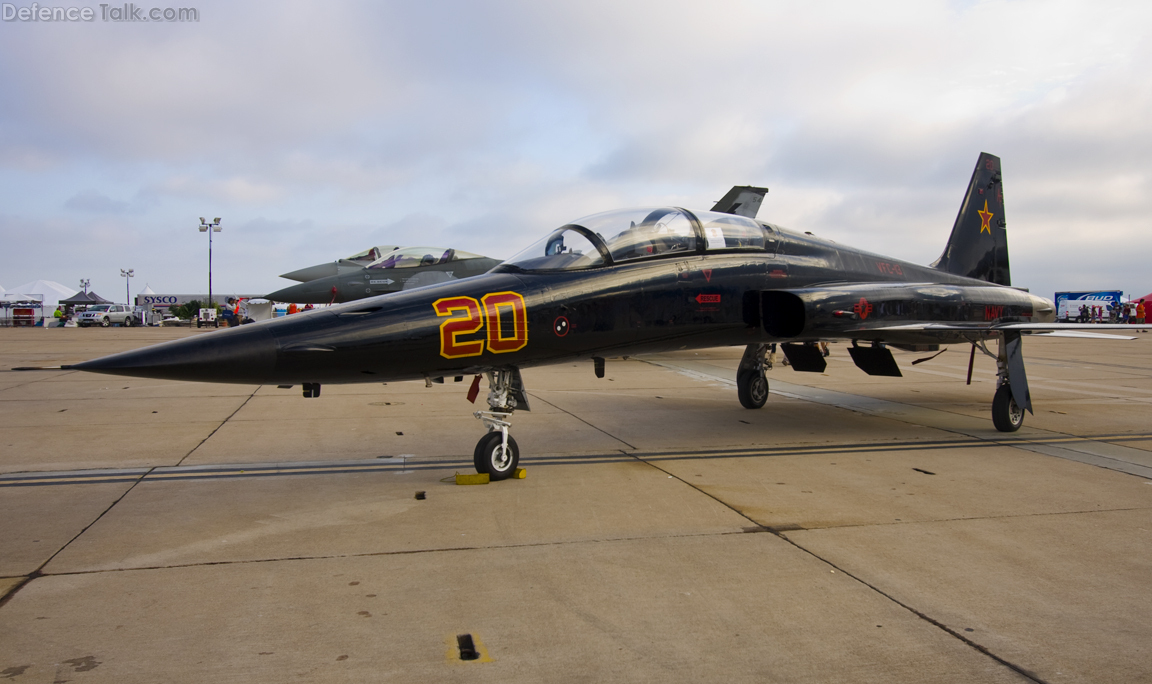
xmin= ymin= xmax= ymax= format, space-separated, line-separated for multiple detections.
xmin=79 ymin=278 xmax=90 ymax=295
xmin=120 ymin=268 xmax=134 ymax=304
xmin=198 ymin=217 xmax=222 ymax=308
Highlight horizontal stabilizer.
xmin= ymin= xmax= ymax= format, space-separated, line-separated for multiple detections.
xmin=860 ymin=322 xmax=1139 ymax=336
xmin=712 ymin=186 xmax=769 ymax=219
xmin=1034 ymin=330 xmax=1138 ymax=340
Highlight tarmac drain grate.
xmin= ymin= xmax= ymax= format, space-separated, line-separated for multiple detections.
xmin=414 ymin=491 xmax=426 ymax=500
xmin=457 ymin=634 xmax=480 ymax=661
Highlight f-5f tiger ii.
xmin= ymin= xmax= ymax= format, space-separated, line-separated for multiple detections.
xmin=69 ymin=154 xmax=1133 ymax=480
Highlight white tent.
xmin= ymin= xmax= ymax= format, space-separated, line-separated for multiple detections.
xmin=9 ymin=280 xmax=77 ymax=310
xmin=139 ymin=284 xmax=156 ymax=295
xmin=245 ymin=298 xmax=274 ymax=322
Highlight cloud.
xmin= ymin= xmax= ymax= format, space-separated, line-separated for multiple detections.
xmin=63 ymin=190 xmax=130 ymax=213
xmin=0 ymin=0 xmax=1150 ymax=304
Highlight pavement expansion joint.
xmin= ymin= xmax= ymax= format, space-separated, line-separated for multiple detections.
xmin=626 ymin=439 xmax=1052 ymax=682
xmin=781 ymin=505 xmax=1152 ymax=533
xmin=33 ymin=529 xmax=756 ymax=578
xmin=175 ymin=387 xmax=260 ymax=467
xmin=527 ymin=391 xmax=637 ymax=449
xmin=771 ymin=524 xmax=1054 ymax=684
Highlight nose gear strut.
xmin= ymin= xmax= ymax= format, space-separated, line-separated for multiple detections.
xmin=471 ymin=368 xmax=530 ymax=479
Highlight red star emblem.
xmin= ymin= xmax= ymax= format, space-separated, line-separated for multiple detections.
xmin=852 ymin=297 xmax=872 ymax=320
xmin=978 ymin=200 xmax=993 ymax=234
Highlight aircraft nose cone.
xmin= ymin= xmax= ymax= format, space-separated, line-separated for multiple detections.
xmin=267 ymin=278 xmax=340 ymax=305
xmin=69 ymin=324 xmax=278 ymax=383
xmin=1030 ymin=294 xmax=1057 ymax=323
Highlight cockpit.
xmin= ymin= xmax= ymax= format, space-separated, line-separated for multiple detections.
xmin=366 ymin=246 xmax=485 ymax=270
xmin=498 ymin=207 xmax=774 ymax=272
xmin=344 ymin=245 xmax=399 ymax=263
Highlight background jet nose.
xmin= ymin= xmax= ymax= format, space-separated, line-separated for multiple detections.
xmin=70 ymin=324 xmax=278 ymax=383
xmin=266 ymin=277 xmax=340 ymax=304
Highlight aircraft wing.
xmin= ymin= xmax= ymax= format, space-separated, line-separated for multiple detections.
xmin=711 ymin=186 xmax=769 ymax=218
xmin=854 ymin=322 xmax=1138 ymax=340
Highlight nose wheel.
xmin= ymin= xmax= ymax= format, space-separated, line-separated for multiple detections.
xmin=474 ymin=429 xmax=519 ymax=479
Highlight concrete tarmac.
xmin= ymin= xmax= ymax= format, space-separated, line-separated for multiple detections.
xmin=0 ymin=327 xmax=1150 ymax=683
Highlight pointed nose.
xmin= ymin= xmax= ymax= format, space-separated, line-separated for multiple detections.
xmin=68 ymin=324 xmax=278 ymax=383
xmin=267 ymin=277 xmax=340 ymax=304
xmin=279 ymin=262 xmax=339 ymax=283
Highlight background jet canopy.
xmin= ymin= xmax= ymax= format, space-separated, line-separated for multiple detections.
xmin=366 ymin=246 xmax=484 ymax=270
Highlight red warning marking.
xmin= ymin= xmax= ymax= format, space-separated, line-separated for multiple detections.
xmin=466 ymin=374 xmax=482 ymax=403
xmin=702 ymin=269 xmax=712 ymax=282
xmin=853 ymin=297 xmax=873 ymax=320
xmin=769 ymin=269 xmax=787 ymax=278
xmin=696 ymin=294 xmax=721 ymax=304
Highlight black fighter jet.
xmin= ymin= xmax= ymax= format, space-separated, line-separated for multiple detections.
xmin=68 ymin=154 xmax=1131 ymax=480
xmin=268 ymin=246 xmax=503 ymax=304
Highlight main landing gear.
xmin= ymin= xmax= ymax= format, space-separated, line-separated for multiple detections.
xmin=974 ymin=335 xmax=1028 ymax=432
xmin=472 ymin=368 xmax=530 ymax=480
xmin=736 ymin=343 xmax=770 ymax=409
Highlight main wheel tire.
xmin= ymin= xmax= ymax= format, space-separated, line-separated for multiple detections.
xmin=992 ymin=384 xmax=1024 ymax=432
xmin=101 ymin=317 xmax=111 ymax=327
xmin=737 ymin=369 xmax=769 ymax=409
xmin=473 ymin=432 xmax=519 ymax=480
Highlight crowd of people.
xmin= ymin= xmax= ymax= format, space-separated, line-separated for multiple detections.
xmin=1071 ymin=301 xmax=1146 ymax=326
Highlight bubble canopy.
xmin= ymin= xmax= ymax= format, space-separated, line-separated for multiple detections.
xmin=499 ymin=207 xmax=769 ymax=272
xmin=366 ymin=246 xmax=484 ymax=270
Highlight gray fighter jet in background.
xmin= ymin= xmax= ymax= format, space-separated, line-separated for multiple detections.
xmin=267 ymin=188 xmax=769 ymax=305
xmin=267 ymin=246 xmax=503 ymax=304
xmin=278 ymin=245 xmax=402 ymax=283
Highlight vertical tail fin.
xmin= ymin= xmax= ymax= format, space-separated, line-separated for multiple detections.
xmin=712 ymin=186 xmax=769 ymax=219
xmin=930 ymin=153 xmax=1010 ymax=286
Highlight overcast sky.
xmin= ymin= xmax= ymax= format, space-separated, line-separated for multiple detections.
xmin=2 ymin=0 xmax=1150 ymax=302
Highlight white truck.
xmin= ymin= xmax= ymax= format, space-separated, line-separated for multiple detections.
xmin=76 ymin=304 xmax=137 ymax=327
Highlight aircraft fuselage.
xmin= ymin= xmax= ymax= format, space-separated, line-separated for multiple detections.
xmin=79 ymin=225 xmax=1046 ymax=387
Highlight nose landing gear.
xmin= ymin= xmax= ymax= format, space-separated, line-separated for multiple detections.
xmin=471 ymin=368 xmax=530 ymax=480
